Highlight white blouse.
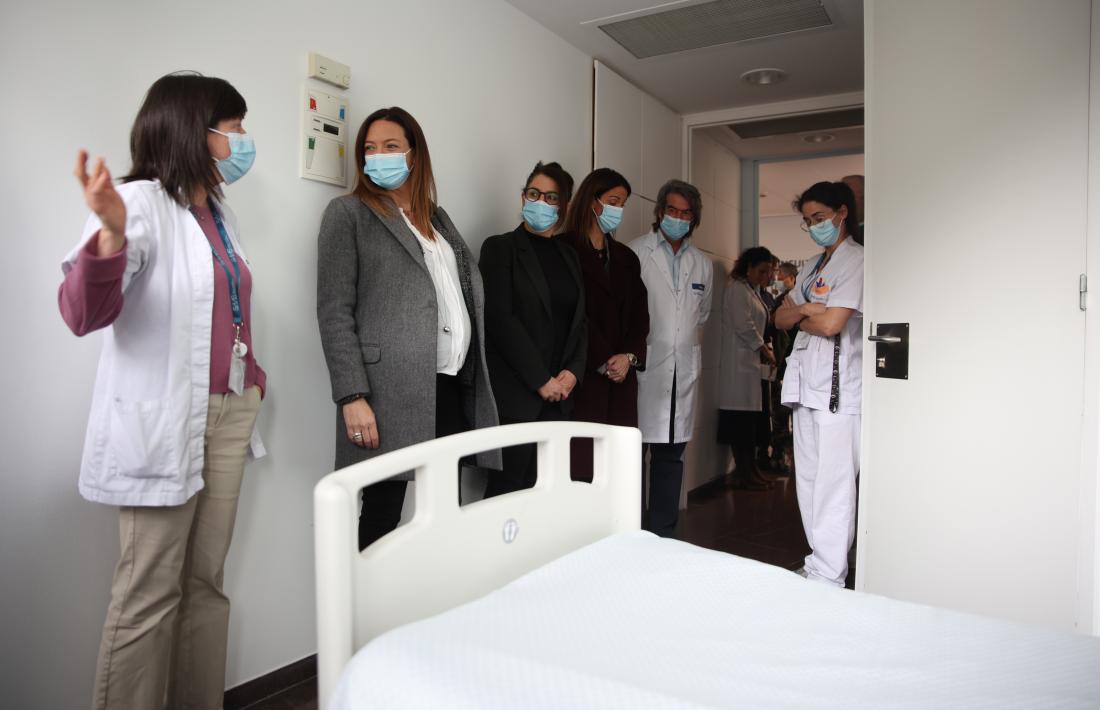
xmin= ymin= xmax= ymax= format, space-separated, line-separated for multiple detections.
xmin=401 ymin=209 xmax=471 ymax=375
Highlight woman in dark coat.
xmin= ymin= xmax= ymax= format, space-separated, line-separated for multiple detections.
xmin=479 ymin=161 xmax=587 ymax=495
xmin=561 ymin=168 xmax=649 ymax=481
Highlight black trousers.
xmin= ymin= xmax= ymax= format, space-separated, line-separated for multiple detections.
xmin=724 ymin=409 xmax=758 ymax=480
xmin=485 ymin=404 xmax=566 ymax=498
xmin=358 ymin=373 xmax=467 ymax=550
xmin=755 ymin=379 xmax=772 ymax=454
xmin=644 ymin=441 xmax=688 ymax=537
xmin=642 ymin=370 xmax=687 ymax=537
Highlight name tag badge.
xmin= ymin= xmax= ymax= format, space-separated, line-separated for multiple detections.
xmin=691 ymin=282 xmax=705 ymax=295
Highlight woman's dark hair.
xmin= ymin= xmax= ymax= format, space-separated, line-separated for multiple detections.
xmin=731 ymin=246 xmax=775 ymax=280
xmin=795 ymin=181 xmax=860 ymax=243
xmin=652 ymin=179 xmax=702 ymax=234
xmin=564 ymin=168 xmax=632 ymax=237
xmin=525 ymin=161 xmax=574 ymax=228
xmin=352 ymin=106 xmax=437 ymax=238
xmin=123 ymin=72 xmax=247 ymax=207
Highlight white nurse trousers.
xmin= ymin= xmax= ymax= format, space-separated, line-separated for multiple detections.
xmin=792 ymin=404 xmax=861 ymax=587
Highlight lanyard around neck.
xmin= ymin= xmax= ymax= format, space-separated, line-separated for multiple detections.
xmin=801 ymin=251 xmax=831 ymax=303
xmin=195 ymin=199 xmax=242 ymax=327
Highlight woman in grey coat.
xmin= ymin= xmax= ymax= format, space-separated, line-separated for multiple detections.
xmin=317 ymin=106 xmax=499 ymax=549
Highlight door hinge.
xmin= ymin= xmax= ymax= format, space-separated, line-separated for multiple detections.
xmin=1080 ymin=274 xmax=1088 ymax=311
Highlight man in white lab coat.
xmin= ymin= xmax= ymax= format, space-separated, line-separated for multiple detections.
xmin=628 ymin=180 xmax=713 ymax=536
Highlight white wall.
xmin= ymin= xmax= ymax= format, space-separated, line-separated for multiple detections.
xmin=683 ymin=133 xmax=740 ymax=492
xmin=0 ymin=1 xmax=592 ymax=707
xmin=593 ymin=61 xmax=682 ymax=240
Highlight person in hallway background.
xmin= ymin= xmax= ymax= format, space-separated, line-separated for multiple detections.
xmin=480 ymin=162 xmax=586 ymax=496
xmin=316 ymin=106 xmax=499 ymax=550
xmin=562 ymin=168 xmax=649 ymax=481
xmin=842 ymin=174 xmax=864 ymax=245
xmin=717 ymin=246 xmax=777 ymax=491
xmin=769 ymin=261 xmax=801 ymax=474
xmin=628 ymin=179 xmax=712 ymax=536
xmin=59 ymin=73 xmax=266 ymax=710
xmin=754 ymin=256 xmax=779 ymax=473
xmin=775 ymin=181 xmax=863 ymax=587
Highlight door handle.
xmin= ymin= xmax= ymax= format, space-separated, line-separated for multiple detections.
xmin=867 ymin=335 xmax=902 ymax=343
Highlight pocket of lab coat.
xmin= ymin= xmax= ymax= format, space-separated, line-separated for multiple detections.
xmin=106 ymin=397 xmax=178 ymax=479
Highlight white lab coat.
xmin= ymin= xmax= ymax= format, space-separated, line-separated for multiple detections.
xmin=628 ymin=230 xmax=713 ymax=443
xmin=62 ymin=180 xmax=265 ymax=507
xmin=718 ymin=278 xmax=769 ymax=411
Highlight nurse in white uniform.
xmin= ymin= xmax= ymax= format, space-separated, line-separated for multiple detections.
xmin=775 ymin=181 xmax=863 ymax=587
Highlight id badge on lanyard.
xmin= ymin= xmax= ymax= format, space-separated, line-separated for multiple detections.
xmin=201 ymin=200 xmax=247 ymax=395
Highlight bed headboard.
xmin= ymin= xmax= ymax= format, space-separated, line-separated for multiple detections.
xmin=314 ymin=421 xmax=642 ymax=707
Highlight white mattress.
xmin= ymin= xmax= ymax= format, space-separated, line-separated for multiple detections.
xmin=330 ymin=532 xmax=1100 ymax=709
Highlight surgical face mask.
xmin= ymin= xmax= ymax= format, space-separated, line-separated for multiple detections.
xmin=522 ymin=198 xmax=559 ymax=233
xmin=209 ymin=129 xmax=255 ymax=185
xmin=594 ymin=201 xmax=623 ymax=233
xmin=809 ymin=214 xmax=840 ymax=247
xmin=364 ymin=150 xmax=411 ymax=190
xmin=660 ymin=214 xmax=690 ymax=241
xmin=771 ymin=279 xmax=787 ymax=293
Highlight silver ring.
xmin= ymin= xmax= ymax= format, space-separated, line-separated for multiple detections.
xmin=352 ymin=432 xmax=363 ymax=439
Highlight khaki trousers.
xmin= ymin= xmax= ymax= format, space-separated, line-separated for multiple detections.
xmin=92 ymin=387 xmax=260 ymax=710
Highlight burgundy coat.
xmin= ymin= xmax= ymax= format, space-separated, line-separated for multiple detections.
xmin=560 ymin=231 xmax=649 ymax=478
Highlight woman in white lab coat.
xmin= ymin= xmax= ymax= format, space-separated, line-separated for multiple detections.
xmin=59 ymin=73 xmax=265 ymax=710
xmin=717 ymin=246 xmax=777 ymax=491
xmin=775 ymin=181 xmax=864 ymax=587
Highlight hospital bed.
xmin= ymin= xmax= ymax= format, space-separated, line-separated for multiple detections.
xmin=314 ymin=422 xmax=1100 ymax=709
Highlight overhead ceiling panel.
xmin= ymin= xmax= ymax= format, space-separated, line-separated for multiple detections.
xmin=598 ymin=0 xmax=832 ymax=59
xmin=729 ymin=107 xmax=864 ymax=139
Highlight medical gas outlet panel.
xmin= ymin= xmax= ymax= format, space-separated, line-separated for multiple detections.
xmin=300 ymin=53 xmax=351 ymax=187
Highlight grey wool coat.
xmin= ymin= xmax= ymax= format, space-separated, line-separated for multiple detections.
xmin=316 ymin=194 xmax=500 ymax=471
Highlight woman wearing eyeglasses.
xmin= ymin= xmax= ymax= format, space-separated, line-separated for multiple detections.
xmin=479 ymin=162 xmax=586 ymax=496
xmin=561 ymin=168 xmax=650 ymax=482
xmin=316 ymin=106 xmax=499 ymax=549
xmin=775 ymin=180 xmax=864 ymax=587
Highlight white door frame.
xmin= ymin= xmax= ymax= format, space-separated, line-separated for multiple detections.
xmin=1081 ymin=0 xmax=1100 ymax=636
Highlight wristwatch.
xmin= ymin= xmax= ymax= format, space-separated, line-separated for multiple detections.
xmin=627 ymin=353 xmax=639 ymax=367
xmin=338 ymin=393 xmax=367 ymax=405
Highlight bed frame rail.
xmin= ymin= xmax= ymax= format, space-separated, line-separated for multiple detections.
xmin=314 ymin=422 xmax=642 ymax=707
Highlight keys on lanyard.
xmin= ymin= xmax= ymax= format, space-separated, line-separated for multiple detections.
xmin=196 ymin=199 xmax=247 ymax=395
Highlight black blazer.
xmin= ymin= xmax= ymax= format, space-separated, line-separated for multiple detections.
xmin=479 ymin=225 xmax=587 ymax=421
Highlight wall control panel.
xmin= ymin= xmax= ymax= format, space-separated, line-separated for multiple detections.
xmin=300 ymin=86 xmax=348 ymax=186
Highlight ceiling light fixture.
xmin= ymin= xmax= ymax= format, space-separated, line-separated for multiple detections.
xmin=802 ymin=133 xmax=835 ymax=144
xmin=741 ymin=68 xmax=787 ymax=86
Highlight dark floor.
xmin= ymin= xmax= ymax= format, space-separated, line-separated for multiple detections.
xmin=238 ymin=467 xmax=838 ymax=709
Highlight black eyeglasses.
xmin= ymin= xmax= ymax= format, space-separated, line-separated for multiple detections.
xmin=523 ymin=187 xmax=561 ymax=206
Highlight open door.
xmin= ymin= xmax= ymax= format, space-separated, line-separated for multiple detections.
xmin=860 ymin=0 xmax=1094 ymax=631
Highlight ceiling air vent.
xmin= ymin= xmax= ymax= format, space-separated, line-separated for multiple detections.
xmin=729 ymin=108 xmax=863 ymax=139
xmin=599 ymin=0 xmax=832 ymax=60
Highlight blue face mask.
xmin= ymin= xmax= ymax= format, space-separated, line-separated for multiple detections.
xmin=809 ymin=215 xmax=840 ymax=247
xmin=364 ymin=150 xmax=411 ymax=190
xmin=209 ymin=129 xmax=255 ymax=185
xmin=595 ymin=201 xmax=623 ymax=233
xmin=660 ymin=215 xmax=690 ymax=241
xmin=522 ymin=198 xmax=559 ymax=233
